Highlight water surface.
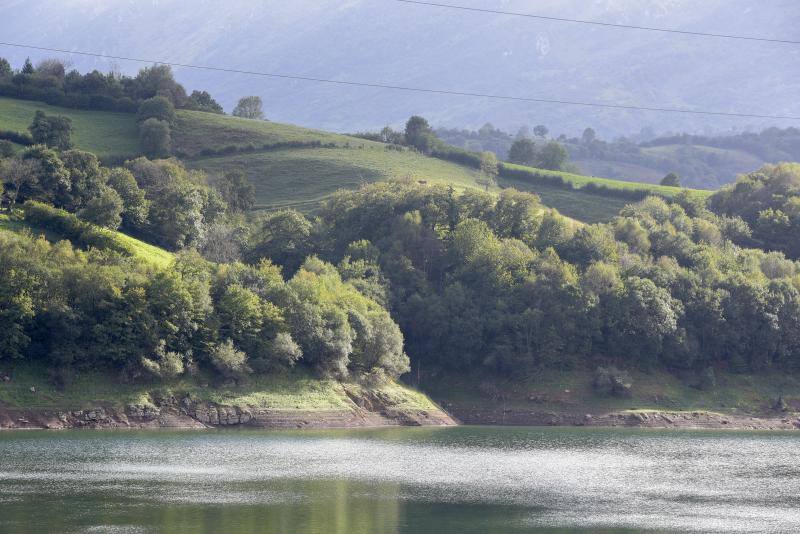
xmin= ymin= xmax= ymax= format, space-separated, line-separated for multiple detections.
xmin=1 ymin=426 xmax=798 ymax=533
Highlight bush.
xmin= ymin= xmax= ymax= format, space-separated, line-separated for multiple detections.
xmin=0 ymin=129 xmax=34 ymax=146
xmin=137 ymin=96 xmax=176 ymax=125
xmin=209 ymin=339 xmax=251 ymax=379
xmin=140 ymin=340 xmax=185 ymax=379
xmin=78 ymin=186 xmax=124 ymax=229
xmin=0 ymin=140 xmax=14 ymax=158
xmin=139 ymin=118 xmax=171 ymax=158
xmin=592 ymin=366 xmax=632 ymax=397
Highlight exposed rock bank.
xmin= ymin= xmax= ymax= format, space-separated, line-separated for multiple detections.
xmin=449 ymin=406 xmax=800 ymax=430
xmin=0 ymin=392 xmax=456 ymax=430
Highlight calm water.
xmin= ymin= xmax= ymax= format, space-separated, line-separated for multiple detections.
xmin=1 ymin=427 xmax=799 ymax=533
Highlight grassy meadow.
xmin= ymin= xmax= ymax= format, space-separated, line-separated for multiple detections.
xmin=1 ymin=96 xmax=716 ymax=223
xmin=0 ymin=363 xmax=439 ymax=414
xmin=0 ymin=96 xmax=141 ymax=157
xmin=0 ymin=211 xmax=174 ymax=268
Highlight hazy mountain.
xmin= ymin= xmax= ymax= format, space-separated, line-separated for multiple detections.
xmin=1 ymin=0 xmax=798 ymax=137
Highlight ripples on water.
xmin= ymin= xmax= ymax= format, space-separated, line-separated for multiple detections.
xmin=1 ymin=427 xmax=799 ymax=533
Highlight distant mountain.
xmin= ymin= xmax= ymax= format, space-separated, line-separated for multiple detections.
xmin=1 ymin=0 xmax=798 ymax=137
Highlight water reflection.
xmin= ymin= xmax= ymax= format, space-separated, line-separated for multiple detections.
xmin=0 ymin=427 xmax=799 ymax=533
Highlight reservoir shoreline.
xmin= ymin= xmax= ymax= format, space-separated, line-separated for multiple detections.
xmin=2 ymin=401 xmax=798 ymax=431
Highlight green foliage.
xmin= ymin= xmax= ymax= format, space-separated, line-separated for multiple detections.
xmin=139 ymin=118 xmax=171 ymax=158
xmin=137 ymin=96 xmax=176 ymax=125
xmin=106 ymin=167 xmax=149 ymax=227
xmin=592 ymin=365 xmax=632 ymax=397
xmin=209 ymin=339 xmax=252 ymax=379
xmin=78 ymin=186 xmax=124 ymax=229
xmin=0 ymin=97 xmax=140 ymax=158
xmin=660 ymin=172 xmax=681 ymax=187
xmin=29 ymin=110 xmax=73 ymax=150
xmin=709 ymin=163 xmax=800 ymax=258
xmin=0 ymin=57 xmax=11 ymax=78
xmin=213 ymin=169 xmax=255 ymax=212
xmin=232 ymin=96 xmax=264 ymax=120
xmin=507 ymin=138 xmax=537 ymax=166
xmin=187 ymin=90 xmax=223 ymax=114
xmin=0 ymin=140 xmax=15 ymax=158
xmin=404 ymin=116 xmax=437 ymax=154
xmin=248 ymin=209 xmax=313 ymax=274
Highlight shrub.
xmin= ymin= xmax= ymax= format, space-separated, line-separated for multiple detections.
xmin=209 ymin=339 xmax=252 ymax=378
xmin=139 ymin=118 xmax=171 ymax=158
xmin=0 ymin=140 xmax=14 ymax=158
xmin=592 ymin=366 xmax=632 ymax=397
xmin=140 ymin=340 xmax=185 ymax=379
xmin=0 ymin=129 xmax=34 ymax=146
xmin=137 ymin=96 xmax=176 ymax=125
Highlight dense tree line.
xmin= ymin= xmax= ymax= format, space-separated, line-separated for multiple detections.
xmin=0 ymin=231 xmax=408 ymax=382
xmin=709 ymin=163 xmax=800 ymax=259
xmin=0 ymin=144 xmax=239 ymax=249
xmin=0 ymin=57 xmax=223 ymax=114
xmin=243 ymin=181 xmax=800 ymax=377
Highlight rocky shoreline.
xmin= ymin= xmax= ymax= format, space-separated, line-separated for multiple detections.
xmin=0 ymin=394 xmax=456 ymax=431
xmin=448 ymin=406 xmax=800 ymax=430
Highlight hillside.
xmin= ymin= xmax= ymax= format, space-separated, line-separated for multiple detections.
xmin=0 ymin=97 xmax=140 ymax=157
xmin=0 ymin=210 xmax=173 ymax=268
xmin=0 ymin=96 xmax=710 ymax=223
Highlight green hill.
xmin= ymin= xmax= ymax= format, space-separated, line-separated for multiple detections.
xmin=0 ymin=210 xmax=173 ymax=268
xmin=0 ymin=97 xmax=141 ymax=158
xmin=0 ymin=97 xmax=713 ymax=223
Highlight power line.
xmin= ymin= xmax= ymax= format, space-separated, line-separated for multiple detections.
xmin=1 ymin=41 xmax=798 ymax=121
xmin=392 ymin=0 xmax=800 ymax=45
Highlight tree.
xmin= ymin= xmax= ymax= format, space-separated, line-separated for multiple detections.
xmin=29 ymin=111 xmax=73 ymax=150
xmin=232 ymin=96 xmax=264 ymax=119
xmin=187 ymin=90 xmax=223 ymax=114
xmin=215 ymin=169 xmax=255 ymax=212
xmin=533 ymin=125 xmax=549 ymax=137
xmin=536 ymin=141 xmax=568 ymax=170
xmin=78 ymin=186 xmax=124 ymax=229
xmin=106 ymin=168 xmax=149 ymax=227
xmin=139 ymin=118 xmax=171 ymax=158
xmin=660 ymin=172 xmax=681 ymax=187
xmin=209 ymin=339 xmax=252 ymax=379
xmin=131 ymin=64 xmax=187 ymax=106
xmin=507 ymin=138 xmax=537 ymax=166
xmin=248 ymin=209 xmax=313 ymax=274
xmin=0 ymin=57 xmax=11 ymax=78
xmin=137 ymin=96 xmax=176 ymax=125
xmin=21 ymin=58 xmax=34 ymax=75
xmin=477 ymin=152 xmax=498 ymax=191
xmin=404 ymin=116 xmax=437 ymax=154
xmin=582 ymin=127 xmax=597 ymax=144
xmin=0 ymin=159 xmax=38 ymax=209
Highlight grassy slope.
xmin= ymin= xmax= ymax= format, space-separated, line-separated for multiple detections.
xmin=0 ymin=98 xmax=712 ymax=222
xmin=427 ymin=367 xmax=800 ymax=417
xmin=0 ymin=97 xmax=141 ymax=157
xmin=188 ymin=147 xmax=485 ymax=210
xmin=0 ymin=211 xmax=174 ymax=269
xmin=0 ymin=364 xmax=439 ymax=414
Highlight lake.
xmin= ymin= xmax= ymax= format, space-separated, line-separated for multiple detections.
xmin=1 ymin=426 xmax=798 ymax=533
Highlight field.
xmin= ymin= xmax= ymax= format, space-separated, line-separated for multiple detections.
xmin=0 ymin=97 xmax=141 ymax=157
xmin=0 ymin=96 xmax=717 ymax=223
xmin=0 ymin=363 xmax=439 ymax=414
xmin=0 ymin=211 xmax=174 ymax=268
xmin=428 ymin=366 xmax=800 ymax=417
xmin=188 ymin=146 xmax=486 ymax=210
